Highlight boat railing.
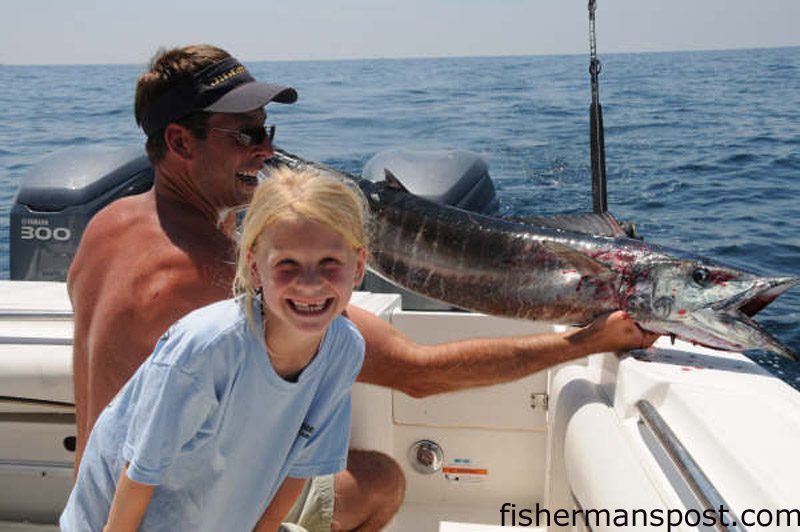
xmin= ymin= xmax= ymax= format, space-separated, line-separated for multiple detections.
xmin=636 ymin=399 xmax=746 ymax=532
xmin=0 ymin=310 xmax=73 ymax=345
xmin=0 ymin=310 xmax=73 ymax=320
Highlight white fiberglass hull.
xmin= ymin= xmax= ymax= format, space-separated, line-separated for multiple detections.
xmin=1 ymin=281 xmax=799 ymax=531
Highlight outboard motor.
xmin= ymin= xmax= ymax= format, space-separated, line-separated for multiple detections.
xmin=10 ymin=146 xmax=153 ymax=281
xmin=362 ymin=148 xmax=498 ymax=214
xmin=9 ymin=145 xmax=498 ymax=311
xmin=361 ymin=148 xmax=498 ymax=310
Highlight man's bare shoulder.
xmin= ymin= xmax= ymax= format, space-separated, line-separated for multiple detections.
xmin=88 ymin=192 xmax=153 ymax=235
xmin=104 ymin=191 xmax=152 ymax=217
xmin=70 ymin=193 xmax=156 ymax=284
xmin=68 ymin=190 xmax=233 ymax=328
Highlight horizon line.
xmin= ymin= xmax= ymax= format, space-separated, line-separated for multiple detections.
xmin=3 ymin=43 xmax=798 ymax=68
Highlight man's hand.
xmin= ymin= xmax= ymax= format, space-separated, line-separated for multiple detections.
xmin=569 ymin=311 xmax=660 ymax=354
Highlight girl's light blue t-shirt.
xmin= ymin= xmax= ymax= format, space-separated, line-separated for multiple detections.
xmin=61 ymin=297 xmax=364 ymax=531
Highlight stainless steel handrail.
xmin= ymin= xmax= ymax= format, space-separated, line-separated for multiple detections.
xmin=0 ymin=337 xmax=72 ymax=345
xmin=0 ymin=310 xmax=73 ymax=320
xmin=636 ymin=400 xmax=746 ymax=532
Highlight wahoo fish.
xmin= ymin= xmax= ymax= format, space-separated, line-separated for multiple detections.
xmin=270 ymin=149 xmax=799 ymax=359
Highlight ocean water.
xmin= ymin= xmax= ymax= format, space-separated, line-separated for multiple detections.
xmin=1 ymin=47 xmax=799 ymax=388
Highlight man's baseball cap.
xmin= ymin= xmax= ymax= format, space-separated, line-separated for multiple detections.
xmin=139 ymin=56 xmax=297 ymax=136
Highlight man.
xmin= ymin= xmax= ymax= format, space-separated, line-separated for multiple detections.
xmin=68 ymin=44 xmax=658 ymax=531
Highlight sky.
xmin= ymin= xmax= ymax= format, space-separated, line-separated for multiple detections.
xmin=2 ymin=0 xmax=799 ymax=65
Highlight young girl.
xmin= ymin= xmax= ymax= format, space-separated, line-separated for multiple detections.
xmin=61 ymin=167 xmax=368 ymax=531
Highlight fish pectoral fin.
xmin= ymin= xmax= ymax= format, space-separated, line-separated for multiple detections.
xmin=538 ymin=240 xmax=615 ymax=279
xmin=382 ymin=169 xmax=412 ymax=193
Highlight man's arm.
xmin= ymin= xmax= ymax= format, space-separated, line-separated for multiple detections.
xmin=103 ymin=466 xmax=156 ymax=532
xmin=347 ymin=306 xmax=658 ymax=398
xmin=252 ymin=477 xmax=306 ymax=532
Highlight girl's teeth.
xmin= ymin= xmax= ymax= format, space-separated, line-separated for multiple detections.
xmin=293 ymin=300 xmax=327 ymax=312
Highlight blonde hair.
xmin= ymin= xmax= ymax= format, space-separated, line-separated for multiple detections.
xmin=233 ymin=166 xmax=369 ymax=326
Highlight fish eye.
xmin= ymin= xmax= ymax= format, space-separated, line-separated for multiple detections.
xmin=692 ymin=267 xmax=710 ymax=286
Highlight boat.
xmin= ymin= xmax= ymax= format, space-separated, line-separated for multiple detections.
xmin=2 ymin=140 xmax=800 ymax=532
xmin=3 ymin=7 xmax=799 ymax=530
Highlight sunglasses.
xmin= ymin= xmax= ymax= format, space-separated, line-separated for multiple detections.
xmin=209 ymin=124 xmax=276 ymax=147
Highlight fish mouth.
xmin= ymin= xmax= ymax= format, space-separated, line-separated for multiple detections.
xmin=715 ymin=276 xmax=800 ymax=317
xmin=697 ymin=276 xmax=800 ymax=360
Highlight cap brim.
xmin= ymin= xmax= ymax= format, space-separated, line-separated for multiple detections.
xmin=204 ymin=81 xmax=297 ymax=113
